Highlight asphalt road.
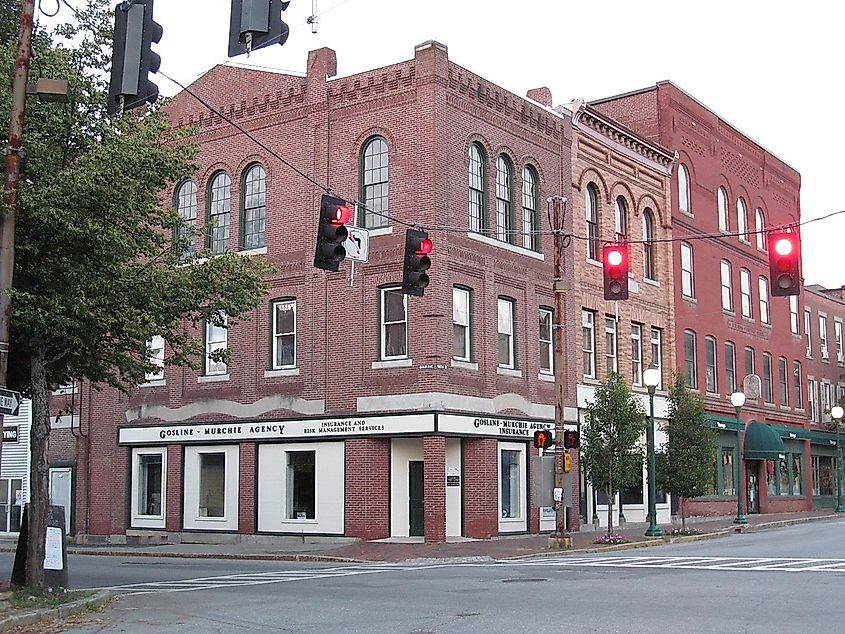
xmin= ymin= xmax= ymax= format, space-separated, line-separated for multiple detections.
xmin=3 ymin=521 xmax=845 ymax=633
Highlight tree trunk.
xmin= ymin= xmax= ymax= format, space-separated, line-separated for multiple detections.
xmin=25 ymin=343 xmax=51 ymax=589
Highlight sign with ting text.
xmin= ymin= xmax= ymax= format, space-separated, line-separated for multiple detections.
xmin=437 ymin=413 xmax=554 ymax=439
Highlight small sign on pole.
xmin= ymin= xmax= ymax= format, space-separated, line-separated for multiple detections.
xmin=0 ymin=388 xmax=21 ymax=416
xmin=344 ymin=227 xmax=370 ymax=263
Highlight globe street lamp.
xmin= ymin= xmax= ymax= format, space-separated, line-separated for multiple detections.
xmin=643 ymin=366 xmax=662 ymax=538
xmin=730 ymin=391 xmax=748 ymax=525
xmin=832 ymin=405 xmax=844 ymax=513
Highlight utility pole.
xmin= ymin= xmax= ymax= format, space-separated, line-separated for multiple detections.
xmin=550 ymin=195 xmax=569 ymax=540
xmin=0 ymin=0 xmax=36 ymax=460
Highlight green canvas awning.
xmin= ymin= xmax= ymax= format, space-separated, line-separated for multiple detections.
xmin=743 ymin=422 xmax=786 ymax=460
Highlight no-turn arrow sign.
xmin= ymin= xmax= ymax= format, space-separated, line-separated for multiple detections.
xmin=0 ymin=388 xmax=21 ymax=417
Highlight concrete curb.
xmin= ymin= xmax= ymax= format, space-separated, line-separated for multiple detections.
xmin=0 ymin=589 xmax=112 ymax=632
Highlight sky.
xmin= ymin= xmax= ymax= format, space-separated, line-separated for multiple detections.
xmin=87 ymin=0 xmax=845 ymax=288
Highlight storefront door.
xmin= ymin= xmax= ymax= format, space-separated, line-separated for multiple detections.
xmin=49 ymin=468 xmax=73 ymax=533
xmin=747 ymin=466 xmax=760 ymax=514
xmin=408 ymin=461 xmax=424 ymax=537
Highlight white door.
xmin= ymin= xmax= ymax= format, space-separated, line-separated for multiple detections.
xmin=49 ymin=468 xmax=73 ymax=534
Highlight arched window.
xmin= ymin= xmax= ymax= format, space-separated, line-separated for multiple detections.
xmin=468 ymin=143 xmax=485 ymax=233
xmin=642 ymin=208 xmax=656 ymax=281
xmin=678 ymin=164 xmax=691 ymax=214
xmin=361 ymin=136 xmax=389 ymax=229
xmin=737 ymin=197 xmax=747 ymax=241
xmin=521 ymin=164 xmax=538 ymax=251
xmin=174 ymin=179 xmax=197 ymax=259
xmin=241 ymin=163 xmax=266 ymax=250
xmin=614 ymin=196 xmax=628 ymax=242
xmin=718 ymin=186 xmax=729 ymax=232
xmin=207 ymin=171 xmax=231 ymax=255
xmin=755 ymin=207 xmax=766 ymax=250
xmin=496 ymin=154 xmax=514 ymax=244
xmin=585 ymin=183 xmax=600 ymax=260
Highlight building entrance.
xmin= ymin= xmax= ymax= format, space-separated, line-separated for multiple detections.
xmin=409 ymin=461 xmax=424 ymax=536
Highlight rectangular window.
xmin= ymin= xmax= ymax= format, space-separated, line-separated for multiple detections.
xmin=286 ymin=451 xmax=316 ymax=520
xmin=539 ymin=308 xmax=553 ymax=374
xmin=720 ymin=260 xmax=733 ymax=311
xmin=582 ymin=310 xmax=595 ymax=379
xmin=808 ymin=379 xmax=818 ymax=423
xmin=380 ymin=288 xmax=407 ymax=360
xmin=778 ymin=357 xmax=788 ymax=407
xmin=758 ymin=277 xmax=770 ymax=324
xmin=0 ymin=478 xmax=23 ymax=533
xmin=605 ymin=316 xmax=618 ymax=375
xmin=740 ymin=268 xmax=752 ymax=318
xmin=725 ymin=342 xmax=736 ymax=394
xmin=137 ymin=453 xmax=163 ymax=517
xmin=822 ymin=382 xmax=832 ymax=423
xmin=452 ymin=287 xmax=471 ymax=362
xmin=721 ymin=448 xmax=735 ymax=496
xmin=812 ymin=456 xmax=834 ymax=496
xmin=271 ymin=300 xmax=296 ymax=369
xmin=631 ymin=323 xmax=643 ymax=386
xmin=819 ymin=315 xmax=829 ymax=360
xmin=205 ymin=314 xmax=228 ymax=376
xmin=198 ymin=452 xmax=226 ymax=518
xmin=145 ymin=335 xmax=165 ymax=382
xmin=793 ymin=361 xmax=803 ymax=408
xmin=792 ymin=454 xmax=803 ymax=495
xmin=498 ymin=298 xmax=516 ymax=368
xmin=684 ymin=330 xmax=697 ymax=388
xmin=650 ymin=327 xmax=663 ymax=389
xmin=789 ymin=296 xmax=799 ymax=335
xmin=836 ymin=321 xmax=844 ymax=363
xmin=762 ymin=353 xmax=773 ymax=403
xmin=705 ymin=336 xmax=717 ymax=393
xmin=500 ymin=449 xmax=521 ymax=519
xmin=680 ymin=242 xmax=694 ymax=298
xmin=805 ymin=310 xmax=812 ymax=357
xmin=744 ymin=346 xmax=755 ymax=377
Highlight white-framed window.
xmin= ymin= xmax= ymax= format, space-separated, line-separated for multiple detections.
xmin=631 ymin=323 xmax=643 ymax=386
xmin=744 ymin=346 xmax=755 ymax=376
xmin=720 ymin=260 xmax=733 ymax=311
xmin=468 ymin=143 xmax=485 ymax=234
xmin=793 ymin=361 xmax=803 ymax=409
xmin=820 ymin=315 xmax=829 ymax=360
xmin=498 ymin=442 xmax=527 ymax=533
xmin=758 ymin=277 xmax=770 ymax=325
xmin=778 ymin=357 xmax=788 ymax=407
xmin=271 ymin=300 xmax=296 ymax=369
xmin=762 ymin=352 xmax=773 ymax=403
xmin=183 ymin=445 xmax=239 ymax=531
xmin=0 ymin=477 xmax=23 ymax=533
xmin=582 ymin=310 xmax=596 ymax=379
xmin=755 ymin=208 xmax=766 ymax=250
xmin=496 ymin=155 xmax=514 ymax=244
xmin=380 ymin=287 xmax=407 ymax=360
xmin=678 ymin=163 xmax=691 ymax=214
xmin=808 ymin=379 xmax=819 ymax=423
xmin=740 ymin=268 xmax=752 ymax=318
xmin=605 ymin=315 xmax=618 ymax=375
xmin=204 ymin=314 xmax=228 ymax=376
xmin=805 ymin=309 xmax=812 ymax=357
xmin=241 ymin=163 xmax=267 ymax=250
xmin=497 ymin=297 xmax=516 ymax=369
xmin=207 ymin=171 xmax=232 ymax=255
xmin=585 ymin=183 xmax=600 ymax=261
xmin=684 ymin=330 xmax=697 ymax=388
xmin=822 ymin=381 xmax=832 ymax=422
xmin=705 ymin=335 xmax=717 ymax=393
xmin=737 ymin=197 xmax=748 ymax=242
xmin=145 ymin=335 xmax=165 ymax=382
xmin=286 ymin=450 xmax=316 ymax=520
xmin=174 ymin=179 xmax=197 ymax=260
xmin=453 ymin=287 xmax=471 ymax=362
xmin=725 ymin=341 xmax=736 ymax=394
xmin=130 ymin=448 xmax=166 ymax=529
xmin=650 ymin=327 xmax=663 ymax=389
xmin=539 ymin=307 xmax=553 ymax=375
xmin=836 ymin=320 xmax=843 ymax=363
xmin=790 ymin=296 xmax=800 ymax=335
xmin=642 ymin=209 xmax=657 ymax=281
xmin=680 ymin=242 xmax=694 ymax=298
xmin=717 ymin=186 xmax=729 ymax=232
xmin=522 ymin=165 xmax=539 ymax=251
xmin=361 ymin=136 xmax=389 ymax=229
xmin=614 ymin=196 xmax=628 ymax=242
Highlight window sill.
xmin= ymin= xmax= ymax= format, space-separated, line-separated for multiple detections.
xmin=586 ymin=258 xmax=602 ymax=268
xmin=52 ymin=387 xmax=76 ymax=396
xmin=741 ymin=316 xmax=754 ymax=323
xmin=372 ymin=358 xmax=413 ymax=369
xmin=239 ymin=246 xmax=267 ymax=256
xmin=679 ymin=209 xmax=693 ymax=219
xmin=264 ymin=368 xmax=300 ymax=378
xmin=538 ymin=372 xmax=554 ymax=383
xmin=682 ymin=295 xmax=697 ymax=303
xmin=466 ymin=231 xmax=544 ymax=261
xmin=642 ymin=278 xmax=660 ymax=287
xmin=367 ymin=226 xmax=393 ymax=237
xmin=497 ymin=366 xmax=523 ymax=378
xmin=451 ymin=359 xmax=478 ymax=371
xmin=198 ymin=374 xmax=230 ymax=383
xmin=582 ymin=376 xmax=600 ymax=385
xmin=723 ymin=309 xmax=736 ymax=317
xmin=140 ymin=379 xmax=166 ymax=388
xmin=761 ymin=322 xmax=772 ymax=329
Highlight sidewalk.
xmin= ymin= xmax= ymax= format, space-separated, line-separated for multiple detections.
xmin=2 ymin=509 xmax=838 ymax=564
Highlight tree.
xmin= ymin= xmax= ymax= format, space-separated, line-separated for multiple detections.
xmin=582 ymin=373 xmax=646 ymax=536
xmin=2 ymin=1 xmax=269 ymax=589
xmin=657 ymin=373 xmax=715 ymax=529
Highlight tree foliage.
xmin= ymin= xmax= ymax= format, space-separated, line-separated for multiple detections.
xmin=582 ymin=373 xmax=646 ymax=535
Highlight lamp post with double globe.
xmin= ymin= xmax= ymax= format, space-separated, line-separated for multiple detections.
xmin=730 ymin=391 xmax=748 ymax=525
xmin=832 ymin=405 xmax=844 ymax=513
xmin=643 ymin=366 xmax=662 ymax=537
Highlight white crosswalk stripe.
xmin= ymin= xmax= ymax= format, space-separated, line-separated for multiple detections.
xmin=502 ymin=555 xmax=845 ymax=573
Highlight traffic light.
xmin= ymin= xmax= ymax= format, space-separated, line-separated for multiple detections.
xmin=402 ymin=229 xmax=432 ymax=297
xmin=313 ymin=194 xmax=352 ymax=272
xmin=563 ymin=430 xmax=579 ymax=449
xmin=767 ymin=229 xmax=801 ymax=297
xmin=108 ymin=0 xmax=162 ymax=116
xmin=229 ymin=0 xmax=290 ymax=57
xmin=533 ymin=429 xmax=554 ymax=450
xmin=602 ymin=242 xmax=629 ymax=301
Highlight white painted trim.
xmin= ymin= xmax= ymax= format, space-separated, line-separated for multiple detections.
xmin=140 ymin=380 xmax=166 ymax=388
xmin=357 ymin=391 xmax=555 ymax=420
xmin=497 ymin=367 xmax=523 ymax=378
xmin=538 ymin=373 xmax=554 ymax=382
xmin=238 ymin=246 xmax=267 ymax=256
xmin=198 ymin=374 xmax=230 ymax=383
xmin=130 ymin=448 xmax=167 ymax=530
xmin=368 ymin=226 xmax=393 ymax=237
xmin=264 ymin=368 xmax=300 ymax=378
xmin=451 ymin=359 xmax=478 ymax=371
xmin=465 ymin=231 xmax=544 ymax=261
xmin=372 ymin=358 xmax=413 ymax=369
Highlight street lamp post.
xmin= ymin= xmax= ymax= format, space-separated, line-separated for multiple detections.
xmin=643 ymin=366 xmax=662 ymax=538
xmin=832 ymin=405 xmax=844 ymax=513
xmin=730 ymin=391 xmax=747 ymax=525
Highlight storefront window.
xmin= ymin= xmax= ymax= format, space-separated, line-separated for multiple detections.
xmin=791 ymin=454 xmax=802 ymax=495
xmin=769 ymin=452 xmax=804 ymax=496
xmin=721 ymin=448 xmax=735 ymax=496
xmin=812 ymin=455 xmax=834 ymax=496
xmin=137 ymin=454 xmax=163 ymax=516
xmin=0 ymin=478 xmax=23 ymax=533
xmin=766 ymin=460 xmax=777 ymax=496
xmin=620 ymin=473 xmax=643 ymax=505
xmin=501 ymin=450 xmax=520 ymax=518
xmin=779 ymin=458 xmax=790 ymax=494
xmin=286 ymin=451 xmax=316 ymax=520
xmin=199 ymin=452 xmax=226 ymax=518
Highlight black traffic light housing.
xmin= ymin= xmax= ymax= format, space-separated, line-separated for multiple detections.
xmin=229 ymin=0 xmax=290 ymax=57
xmin=563 ymin=430 xmax=579 ymax=449
xmin=767 ymin=229 xmax=801 ymax=297
xmin=313 ymin=194 xmax=352 ymax=272
xmin=402 ymin=229 xmax=432 ymax=297
xmin=533 ymin=429 xmax=554 ymax=450
xmin=108 ymin=0 xmax=162 ymax=116
xmin=602 ymin=242 xmax=629 ymax=301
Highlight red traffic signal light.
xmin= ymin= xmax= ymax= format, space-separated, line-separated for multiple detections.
xmin=563 ymin=430 xmax=579 ymax=449
xmin=533 ymin=429 xmax=554 ymax=449
xmin=402 ymin=229 xmax=432 ymax=297
xmin=767 ymin=229 xmax=801 ymax=297
xmin=602 ymin=243 xmax=629 ymax=300
xmin=313 ymin=194 xmax=352 ymax=272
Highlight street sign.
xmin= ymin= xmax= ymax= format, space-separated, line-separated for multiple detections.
xmin=0 ymin=388 xmax=21 ymax=416
xmin=344 ymin=227 xmax=370 ymax=263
